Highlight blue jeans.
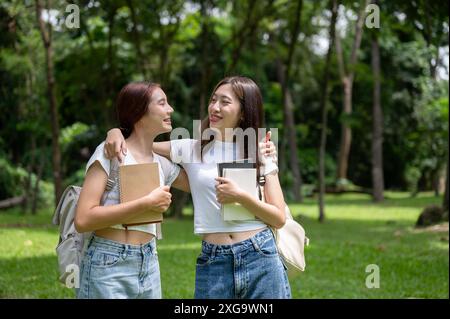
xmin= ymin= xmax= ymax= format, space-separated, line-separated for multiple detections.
xmin=76 ymin=235 xmax=161 ymax=299
xmin=195 ymin=228 xmax=291 ymax=299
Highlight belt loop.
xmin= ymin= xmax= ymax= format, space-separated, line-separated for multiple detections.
xmin=88 ymin=234 xmax=95 ymax=247
xmin=85 ymin=234 xmax=95 ymax=255
xmin=151 ymin=238 xmax=156 ymax=255
xmin=122 ymin=244 xmax=128 ymax=259
xmin=250 ymin=236 xmax=260 ymax=252
xmin=146 ymin=241 xmax=151 ymax=255
xmin=211 ymin=245 xmax=217 ymax=259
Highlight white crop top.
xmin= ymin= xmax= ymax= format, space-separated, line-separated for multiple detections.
xmin=85 ymin=142 xmax=181 ymax=236
xmin=170 ymin=138 xmax=279 ymax=235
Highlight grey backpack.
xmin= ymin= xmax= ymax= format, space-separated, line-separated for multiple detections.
xmin=52 ymin=159 xmax=163 ymax=286
xmin=52 ymin=160 xmax=119 ymax=285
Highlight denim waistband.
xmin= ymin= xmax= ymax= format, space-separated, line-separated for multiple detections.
xmin=201 ymin=227 xmax=273 ymax=256
xmin=89 ymin=234 xmax=157 ymax=256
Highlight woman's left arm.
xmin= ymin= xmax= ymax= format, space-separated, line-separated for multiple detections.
xmin=215 ymin=172 xmax=286 ymax=229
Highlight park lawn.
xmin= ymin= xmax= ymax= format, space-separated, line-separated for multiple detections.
xmin=0 ymin=192 xmax=448 ymax=299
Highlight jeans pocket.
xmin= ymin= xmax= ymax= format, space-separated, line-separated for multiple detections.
xmin=255 ymin=237 xmax=278 ymax=258
xmin=196 ymin=252 xmax=212 ymax=266
xmin=90 ymin=248 xmax=122 ymax=268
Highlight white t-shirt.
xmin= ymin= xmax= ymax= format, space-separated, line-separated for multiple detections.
xmin=85 ymin=142 xmax=181 ymax=236
xmin=170 ymin=138 xmax=278 ymax=235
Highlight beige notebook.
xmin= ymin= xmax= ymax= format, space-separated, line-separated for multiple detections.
xmin=119 ymin=163 xmax=161 ymax=226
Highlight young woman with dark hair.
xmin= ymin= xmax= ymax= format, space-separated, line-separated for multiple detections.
xmin=105 ymin=76 xmax=290 ymax=299
xmin=74 ymin=82 xmax=189 ymax=299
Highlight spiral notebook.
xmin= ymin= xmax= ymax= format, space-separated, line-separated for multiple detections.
xmin=119 ymin=162 xmax=161 ymax=226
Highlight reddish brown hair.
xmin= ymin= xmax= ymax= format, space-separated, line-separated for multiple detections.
xmin=116 ymin=82 xmax=160 ymax=138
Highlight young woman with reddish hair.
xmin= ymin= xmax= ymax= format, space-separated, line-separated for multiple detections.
xmin=74 ymin=82 xmax=189 ymax=299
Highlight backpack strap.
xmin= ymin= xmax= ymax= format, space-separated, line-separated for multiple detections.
xmin=156 ymin=223 xmax=163 ymax=240
xmin=107 ymin=158 xmax=120 ymax=191
xmin=101 ymin=158 xmax=120 ymax=204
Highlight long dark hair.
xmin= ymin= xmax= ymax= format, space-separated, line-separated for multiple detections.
xmin=200 ymin=76 xmax=265 ymax=180
xmin=116 ymin=82 xmax=160 ymax=138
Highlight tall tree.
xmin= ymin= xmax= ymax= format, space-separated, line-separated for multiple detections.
xmin=198 ymin=0 xmax=213 ymax=121
xmin=106 ymin=2 xmax=118 ymax=108
xmin=225 ymin=0 xmax=275 ymax=74
xmin=335 ymin=0 xmax=370 ymax=182
xmin=370 ymin=12 xmax=384 ymax=202
xmin=444 ymin=157 xmax=449 ymax=214
xmin=126 ymin=0 xmax=148 ymax=79
xmin=35 ymin=0 xmax=62 ymax=206
xmin=277 ymin=0 xmax=304 ymax=202
xmin=318 ymin=0 xmax=339 ymax=222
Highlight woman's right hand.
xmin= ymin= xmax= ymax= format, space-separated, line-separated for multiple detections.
xmin=105 ymin=128 xmax=127 ymax=163
xmin=142 ymin=186 xmax=172 ymax=213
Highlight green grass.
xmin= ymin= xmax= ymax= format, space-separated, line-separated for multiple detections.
xmin=0 ymin=192 xmax=448 ymax=298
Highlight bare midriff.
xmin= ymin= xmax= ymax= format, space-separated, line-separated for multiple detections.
xmin=95 ymin=228 xmax=154 ymax=245
xmin=202 ymin=227 xmax=267 ymax=245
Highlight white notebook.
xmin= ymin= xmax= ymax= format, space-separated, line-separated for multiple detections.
xmin=221 ymin=168 xmax=257 ymax=221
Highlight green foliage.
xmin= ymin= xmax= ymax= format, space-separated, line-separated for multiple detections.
xmin=0 ymin=155 xmax=54 ymax=208
xmin=404 ymin=165 xmax=422 ymax=195
xmin=36 ymin=180 xmax=55 ymax=209
xmin=64 ymin=168 xmax=85 ymax=188
xmin=60 ymin=122 xmax=90 ymax=151
xmin=0 ymin=157 xmax=27 ymax=199
xmin=299 ymin=148 xmax=337 ymax=185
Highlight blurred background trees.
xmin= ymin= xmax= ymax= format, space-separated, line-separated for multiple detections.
xmin=0 ymin=0 xmax=448 ymax=220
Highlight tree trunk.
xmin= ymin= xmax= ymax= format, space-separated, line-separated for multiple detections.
xmin=32 ymin=158 xmax=44 ymax=215
xmin=335 ymin=0 xmax=370 ymax=181
xmin=22 ymin=164 xmax=32 ymax=213
xmin=35 ymin=0 xmax=62 ymax=207
xmin=443 ymin=160 xmax=449 ymax=213
xmin=105 ymin=4 xmax=117 ymax=126
xmin=337 ymin=78 xmax=353 ymax=181
xmin=433 ymin=169 xmax=440 ymax=197
xmin=285 ymin=86 xmax=303 ymax=202
xmin=276 ymin=0 xmax=304 ymax=202
xmin=371 ymin=30 xmax=384 ymax=202
xmin=126 ymin=0 xmax=147 ymax=79
xmin=0 ymin=196 xmax=26 ymax=210
xmin=227 ymin=0 xmax=257 ymax=73
xmin=226 ymin=0 xmax=274 ymax=74
xmin=22 ymin=136 xmax=37 ymax=213
xmin=318 ymin=0 xmax=338 ymax=223
xmin=199 ymin=0 xmax=211 ymax=120
xmin=277 ymin=60 xmax=303 ymax=202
